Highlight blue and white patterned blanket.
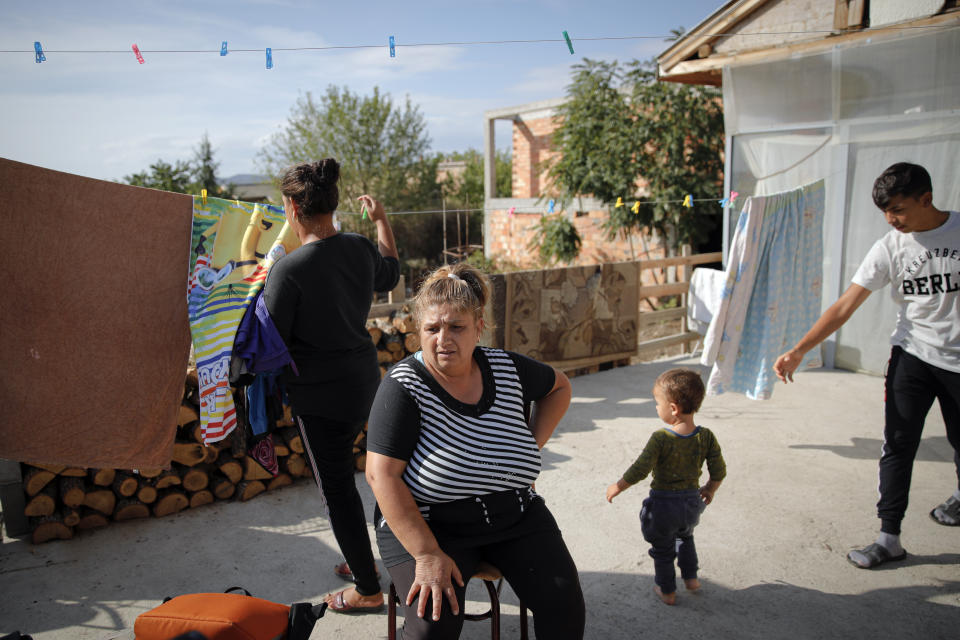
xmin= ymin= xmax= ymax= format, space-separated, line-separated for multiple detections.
xmin=701 ymin=180 xmax=825 ymax=399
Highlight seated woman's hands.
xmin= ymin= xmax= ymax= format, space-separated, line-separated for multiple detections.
xmin=408 ymin=549 xmax=465 ymax=621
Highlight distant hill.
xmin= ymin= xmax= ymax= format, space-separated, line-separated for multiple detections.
xmin=220 ymin=173 xmax=270 ymax=186
xmin=219 ymin=174 xmax=275 ymax=203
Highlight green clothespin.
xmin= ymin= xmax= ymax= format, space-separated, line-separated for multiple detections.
xmin=362 ymin=204 xmax=368 ymax=220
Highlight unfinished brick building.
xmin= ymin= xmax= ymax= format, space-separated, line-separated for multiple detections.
xmin=482 ymin=98 xmax=667 ymax=268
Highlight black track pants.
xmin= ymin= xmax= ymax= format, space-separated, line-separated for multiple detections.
xmin=878 ymin=347 xmax=960 ymax=534
xmin=297 ymin=414 xmax=381 ymax=596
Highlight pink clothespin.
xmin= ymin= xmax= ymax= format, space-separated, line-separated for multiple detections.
xmin=508 ymin=207 xmax=516 ymax=217
xmin=132 ymin=44 xmax=145 ymax=64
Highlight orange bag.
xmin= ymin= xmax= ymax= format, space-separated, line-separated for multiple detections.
xmin=134 ymin=588 xmax=325 ymax=640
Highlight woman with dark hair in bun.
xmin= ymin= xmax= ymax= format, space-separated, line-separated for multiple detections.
xmin=365 ymin=262 xmax=585 ymax=639
xmin=263 ymin=158 xmax=399 ymax=613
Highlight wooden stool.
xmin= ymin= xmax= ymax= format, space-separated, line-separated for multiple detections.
xmin=388 ymin=562 xmax=528 ymax=640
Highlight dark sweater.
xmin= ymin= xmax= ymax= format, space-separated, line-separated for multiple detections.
xmin=263 ymin=232 xmax=399 ymax=422
xmin=622 ymin=426 xmax=726 ymax=491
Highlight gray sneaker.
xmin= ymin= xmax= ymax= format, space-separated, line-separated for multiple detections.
xmin=930 ymin=494 xmax=960 ymax=526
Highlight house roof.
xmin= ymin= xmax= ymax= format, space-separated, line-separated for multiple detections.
xmin=657 ymin=0 xmax=960 ymax=86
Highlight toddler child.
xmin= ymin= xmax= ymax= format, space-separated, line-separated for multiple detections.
xmin=606 ymin=368 xmax=726 ymax=605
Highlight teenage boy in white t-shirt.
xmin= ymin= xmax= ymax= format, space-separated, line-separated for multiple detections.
xmin=773 ymin=162 xmax=959 ymax=569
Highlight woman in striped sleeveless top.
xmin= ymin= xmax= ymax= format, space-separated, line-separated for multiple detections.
xmin=366 ymin=263 xmax=585 ymax=639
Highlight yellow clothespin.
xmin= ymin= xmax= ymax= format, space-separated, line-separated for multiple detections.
xmin=235 ymin=199 xmax=241 ymax=208
xmin=683 ymin=194 xmax=693 ymax=208
xmin=632 ymin=200 xmax=640 ymax=214
xmin=615 ymin=196 xmax=624 ymax=208
xmin=201 ymin=189 xmax=207 ymax=206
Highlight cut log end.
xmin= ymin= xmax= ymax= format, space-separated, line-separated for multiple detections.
xmin=189 ymin=490 xmax=215 ymax=509
xmin=31 ymin=514 xmax=74 ymax=544
xmin=153 ymin=491 xmax=189 ymax=518
xmin=267 ymin=473 xmax=293 ymax=491
xmin=236 ymin=480 xmax=266 ymax=502
xmin=114 ymin=499 xmax=151 ymax=522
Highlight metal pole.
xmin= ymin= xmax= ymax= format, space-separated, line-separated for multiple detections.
xmin=442 ymin=197 xmax=448 ymax=265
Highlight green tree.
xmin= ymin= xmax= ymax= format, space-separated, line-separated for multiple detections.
xmin=124 ymin=159 xmax=195 ymax=193
xmin=439 ymin=148 xmax=512 ymax=210
xmin=546 ymin=56 xmax=724 ymax=252
xmin=528 ymin=214 xmax=582 ymax=266
xmin=259 ymin=86 xmax=446 ymax=272
xmin=258 ymin=86 xmax=435 ymax=213
xmin=436 ymin=148 xmax=511 ymax=260
xmin=122 ymin=134 xmax=235 ymax=197
xmin=191 ymin=132 xmax=234 ymax=197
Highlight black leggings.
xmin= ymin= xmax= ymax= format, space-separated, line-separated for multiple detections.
xmin=878 ymin=347 xmax=960 ymax=534
xmin=387 ymin=516 xmax=585 ymax=639
xmin=297 ymin=414 xmax=381 ymax=595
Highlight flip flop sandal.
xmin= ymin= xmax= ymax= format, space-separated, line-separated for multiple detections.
xmin=929 ymin=495 xmax=960 ymax=526
xmin=325 ymin=589 xmax=384 ymax=615
xmin=333 ymin=561 xmax=381 ymax=582
xmin=846 ymin=543 xmax=907 ymax=569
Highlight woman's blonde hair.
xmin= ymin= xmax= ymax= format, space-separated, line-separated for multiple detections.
xmin=413 ymin=263 xmax=491 ymax=325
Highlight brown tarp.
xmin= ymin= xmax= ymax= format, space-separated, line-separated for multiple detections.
xmin=0 ymin=158 xmax=193 ymax=469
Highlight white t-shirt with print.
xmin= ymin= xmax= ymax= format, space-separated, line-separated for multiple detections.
xmin=852 ymin=211 xmax=960 ymax=373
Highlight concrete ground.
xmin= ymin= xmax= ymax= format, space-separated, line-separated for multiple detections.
xmin=1 ymin=356 xmax=957 ymax=639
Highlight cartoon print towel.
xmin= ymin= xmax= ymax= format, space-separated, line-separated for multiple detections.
xmin=701 ymin=180 xmax=825 ymax=399
xmin=188 ymin=197 xmax=298 ymax=443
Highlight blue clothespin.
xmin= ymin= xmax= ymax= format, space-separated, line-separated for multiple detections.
xmin=562 ymin=31 xmax=574 ymax=55
xmin=389 ymin=35 xmax=396 ymax=58
xmin=548 ymin=199 xmax=555 ymax=214
xmin=34 ymin=41 xmax=45 ymax=64
xmin=266 ymin=47 xmax=273 ymax=69
xmin=220 ymin=41 xmax=228 ymax=56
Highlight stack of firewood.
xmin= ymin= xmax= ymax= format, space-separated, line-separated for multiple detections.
xmin=369 ymin=308 xmax=419 ymax=377
xmin=19 ymin=308 xmax=421 ymax=545
xmin=20 ymin=371 xmax=312 ymax=545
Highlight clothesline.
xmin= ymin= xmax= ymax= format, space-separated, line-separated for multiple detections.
xmin=7 ymin=23 xmax=951 ymax=57
xmin=334 ymin=196 xmax=735 ymax=217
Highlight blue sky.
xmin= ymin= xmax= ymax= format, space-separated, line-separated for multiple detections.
xmin=1 ymin=0 xmax=724 ymax=182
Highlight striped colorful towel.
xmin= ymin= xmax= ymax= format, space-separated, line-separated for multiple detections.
xmin=187 ymin=197 xmax=298 ymax=443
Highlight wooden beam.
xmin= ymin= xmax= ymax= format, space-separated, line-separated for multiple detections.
xmin=369 ymin=301 xmax=407 ymax=318
xmin=637 ymin=332 xmax=701 ymax=353
xmin=847 ymin=0 xmax=865 ymax=28
xmin=548 ymin=350 xmax=637 ymax=372
xmin=658 ymin=0 xmax=772 ymax=72
xmin=834 ymin=0 xmax=849 ymax=31
xmin=638 ymin=282 xmax=689 ymax=298
xmin=638 ymin=307 xmax=687 ymax=324
xmin=636 ymin=252 xmax=722 ymax=271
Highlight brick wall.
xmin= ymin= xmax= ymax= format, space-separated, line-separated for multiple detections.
xmin=488 ymin=110 xmax=666 ymax=269
xmin=511 ymin=115 xmax=560 ymax=199
xmin=486 ymin=206 xmax=666 ymax=272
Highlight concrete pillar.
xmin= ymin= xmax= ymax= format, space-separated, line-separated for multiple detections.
xmin=483 ymin=117 xmax=496 ymax=202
